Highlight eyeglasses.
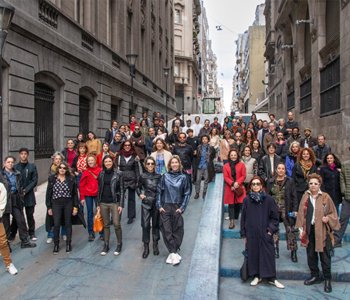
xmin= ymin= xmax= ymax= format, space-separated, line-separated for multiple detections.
xmin=146 ymin=163 xmax=155 ymax=165
xmin=308 ymin=182 xmax=320 ymax=186
xmin=58 ymin=167 xmax=67 ymax=170
xmin=251 ymin=182 xmax=261 ymax=186
xmin=179 ymin=137 xmax=186 ymax=140
xmin=135 ymin=128 xmax=140 ymax=130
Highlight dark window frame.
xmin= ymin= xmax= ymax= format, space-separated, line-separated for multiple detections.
xmin=300 ymin=77 xmax=312 ymax=113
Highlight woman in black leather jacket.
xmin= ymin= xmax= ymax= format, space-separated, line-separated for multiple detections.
xmin=97 ymin=155 xmax=124 ymax=256
xmin=115 ymin=141 xmax=140 ymax=224
xmin=136 ymin=156 xmax=162 ymax=259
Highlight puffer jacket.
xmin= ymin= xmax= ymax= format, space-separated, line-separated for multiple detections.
xmin=340 ymin=159 xmax=350 ymax=201
xmin=136 ymin=171 xmax=162 ymax=209
xmin=116 ymin=154 xmax=140 ymax=190
xmin=97 ymin=168 xmax=125 ymax=207
xmin=312 ymin=144 xmax=332 ymax=167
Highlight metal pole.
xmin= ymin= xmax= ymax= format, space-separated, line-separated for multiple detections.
xmin=165 ymin=79 xmax=168 ymax=129
xmin=182 ymin=78 xmax=185 ymax=122
xmin=0 ymin=56 xmax=2 ymax=163
xmin=130 ymin=74 xmax=134 ymax=116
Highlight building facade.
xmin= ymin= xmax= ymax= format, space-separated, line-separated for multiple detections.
xmin=3 ymin=0 xmax=176 ymax=184
xmin=174 ymin=0 xmax=201 ymax=114
xmin=264 ymin=0 xmax=349 ymax=160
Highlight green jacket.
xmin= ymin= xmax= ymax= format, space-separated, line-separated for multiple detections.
xmin=340 ymin=160 xmax=350 ymax=201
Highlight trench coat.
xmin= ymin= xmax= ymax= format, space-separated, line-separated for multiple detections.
xmin=223 ymin=162 xmax=246 ymax=205
xmin=194 ymin=144 xmax=216 ymax=185
xmin=240 ymin=194 xmax=279 ymax=278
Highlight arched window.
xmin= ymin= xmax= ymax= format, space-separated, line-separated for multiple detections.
xmin=326 ymin=0 xmax=340 ymax=44
xmin=304 ymin=6 xmax=311 ymax=65
xmin=35 ymin=83 xmax=55 ymax=159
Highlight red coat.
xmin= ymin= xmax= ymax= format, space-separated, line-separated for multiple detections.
xmin=223 ymin=162 xmax=246 ymax=204
xmin=96 ymin=152 xmax=115 ymax=168
xmin=79 ymin=166 xmax=102 ymax=200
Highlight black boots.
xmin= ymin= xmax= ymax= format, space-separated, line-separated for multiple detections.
xmin=304 ymin=276 xmax=321 ymax=285
xmin=153 ymin=242 xmax=159 ymax=256
xmin=324 ymin=280 xmax=332 ymax=293
xmin=21 ymin=239 xmax=37 ymax=249
xmin=275 ymin=247 xmax=279 ymax=258
xmin=291 ymin=250 xmax=297 ymax=262
xmin=142 ymin=243 xmax=149 ymax=259
xmin=194 ymin=193 xmax=199 ymax=199
xmin=66 ymin=244 xmax=72 ymax=254
xmin=53 ymin=244 xmax=59 ymax=254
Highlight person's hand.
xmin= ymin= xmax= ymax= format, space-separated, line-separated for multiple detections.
xmin=72 ymin=209 xmax=78 ymax=216
xmin=176 ymin=209 xmax=183 ymax=214
xmin=23 ymin=190 xmax=26 ymax=196
xmin=267 ymin=232 xmax=272 ymax=236
xmin=140 ymin=194 xmax=146 ymax=200
xmin=133 ymin=142 xmax=135 ymax=145
xmin=337 ymin=168 xmax=342 ymax=173
xmin=322 ymin=216 xmax=329 ymax=223
xmin=243 ymin=237 xmax=247 ymax=243
xmin=81 ymin=199 xmax=85 ymax=206
xmin=234 ymin=182 xmax=240 ymax=189
xmin=294 ymin=212 xmax=298 ymax=217
xmin=318 ymin=167 xmax=320 ymax=171
xmin=194 ymin=150 xmax=197 ymax=155
xmin=299 ymin=233 xmax=302 ymax=240
xmin=118 ymin=207 xmax=123 ymax=215
xmin=48 ymin=209 xmax=53 ymax=216
xmin=75 ymin=172 xmax=79 ymax=176
xmin=97 ymin=206 xmax=100 ymax=211
xmin=159 ymin=208 xmax=165 ymax=213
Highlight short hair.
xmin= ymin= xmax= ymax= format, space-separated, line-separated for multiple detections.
xmin=204 ymin=119 xmax=210 ymax=123
xmin=278 ymin=118 xmax=285 ymax=125
xmin=235 ymin=131 xmax=242 ymax=137
xmin=214 ymin=117 xmax=218 ymax=120
xmin=102 ymin=142 xmax=111 ymax=152
xmin=266 ymin=142 xmax=277 ymax=150
xmin=148 ymin=127 xmax=155 ymax=131
xmin=224 ymin=130 xmax=232 ymax=136
xmin=130 ymin=114 xmax=136 ymax=119
xmin=262 ymin=120 xmax=268 ymax=124
xmin=248 ymin=176 xmax=266 ymax=192
xmin=4 ymin=155 xmax=16 ymax=163
xmin=87 ymin=131 xmax=97 ymax=139
xmin=112 ymin=120 xmax=118 ymax=125
xmin=144 ymin=156 xmax=157 ymax=172
xmin=228 ymin=148 xmax=240 ymax=161
xmin=115 ymin=132 xmax=122 ymax=137
xmin=201 ymin=135 xmax=210 ymax=143
xmin=195 ymin=116 xmax=200 ymax=120
xmin=269 ymin=114 xmax=275 ymax=118
xmin=179 ymin=132 xmax=186 ymax=138
xmin=76 ymin=142 xmax=88 ymax=155
xmin=51 ymin=151 xmax=65 ymax=162
xmin=307 ymin=173 xmax=323 ymax=185
xmin=292 ymin=127 xmax=299 ymax=131
xmin=186 ymin=128 xmax=194 ymax=134
xmin=154 ymin=118 xmax=159 ymax=122
xmin=297 ymin=148 xmax=316 ymax=164
xmin=167 ymin=155 xmax=183 ymax=173
xmin=318 ymin=134 xmax=326 ymax=140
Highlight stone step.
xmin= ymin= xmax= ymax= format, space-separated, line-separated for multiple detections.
xmin=220 ymin=237 xmax=350 ymax=282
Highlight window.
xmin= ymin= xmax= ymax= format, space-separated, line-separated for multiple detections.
xmin=326 ymin=0 xmax=340 ymax=44
xmin=269 ymin=94 xmax=275 ymax=108
xmin=304 ymin=7 xmax=311 ymax=64
xmin=79 ymin=96 xmax=90 ymax=136
xmin=174 ymin=64 xmax=179 ymax=77
xmin=287 ymin=88 xmax=295 ymax=110
xmin=127 ymin=12 xmax=132 ymax=54
xmin=175 ymin=9 xmax=181 ymax=24
xmin=76 ymin=0 xmax=80 ymax=24
xmin=300 ymin=77 xmax=312 ymax=113
xmin=111 ymin=104 xmax=118 ymax=122
xmin=35 ymin=83 xmax=55 ymax=159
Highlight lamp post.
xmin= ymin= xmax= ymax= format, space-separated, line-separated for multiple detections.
xmin=0 ymin=4 xmax=15 ymax=162
xmin=163 ymin=67 xmax=170 ymax=128
xmin=126 ymin=54 xmax=138 ymax=116
xmin=182 ymin=78 xmax=185 ymax=121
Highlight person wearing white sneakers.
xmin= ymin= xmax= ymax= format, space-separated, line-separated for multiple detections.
xmin=157 ymin=155 xmax=191 ymax=266
xmin=0 ymin=181 xmax=18 ymax=275
xmin=240 ymin=176 xmax=284 ymax=289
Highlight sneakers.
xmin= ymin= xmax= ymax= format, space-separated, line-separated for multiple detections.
xmin=172 ymin=253 xmax=181 ymax=266
xmin=101 ymin=244 xmax=110 ymax=256
xmin=47 ymin=238 xmax=53 ymax=244
xmin=175 ymin=253 xmax=182 ymax=261
xmin=268 ymin=280 xmax=285 ymax=289
xmin=6 ymin=263 xmax=18 ymax=275
xmin=62 ymin=235 xmax=67 ymax=241
xmin=30 ymin=234 xmax=38 ymax=241
xmin=250 ymin=277 xmax=262 ymax=286
xmin=114 ymin=243 xmax=122 ymax=256
xmin=225 ymin=216 xmax=230 ymax=220
xmin=166 ymin=253 xmax=174 ymax=264
xmin=53 ymin=245 xmax=59 ymax=254
xmin=88 ymin=233 xmax=95 ymax=242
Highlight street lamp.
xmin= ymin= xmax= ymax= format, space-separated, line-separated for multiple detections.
xmin=0 ymin=3 xmax=15 ymax=162
xmin=163 ymin=67 xmax=170 ymax=128
xmin=182 ymin=78 xmax=185 ymax=121
xmin=126 ymin=54 xmax=138 ymax=115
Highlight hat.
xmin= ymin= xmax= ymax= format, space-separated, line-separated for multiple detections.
xmin=176 ymin=113 xmax=181 ymax=117
xmin=159 ymin=119 xmax=164 ymax=122
xmin=154 ymin=117 xmax=159 ymax=121
xmin=186 ymin=117 xmax=191 ymax=122
xmin=304 ymin=128 xmax=312 ymax=132
xmin=19 ymin=147 xmax=29 ymax=154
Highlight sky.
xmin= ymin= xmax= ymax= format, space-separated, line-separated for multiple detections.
xmin=203 ymin=0 xmax=265 ymax=112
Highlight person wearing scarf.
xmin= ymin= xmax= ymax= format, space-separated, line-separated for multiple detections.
xmin=241 ymin=176 xmax=283 ymax=289
xmin=129 ymin=125 xmax=146 ymax=172
xmin=266 ymin=163 xmax=298 ymax=262
xmin=286 ymin=141 xmax=300 ymax=177
xmin=292 ymin=148 xmax=317 ymax=205
xmin=223 ymin=149 xmax=246 ymax=229
xmin=295 ymin=174 xmax=340 ymax=293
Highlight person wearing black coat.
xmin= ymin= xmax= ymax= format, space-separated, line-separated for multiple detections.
xmin=116 ymin=141 xmax=140 ymax=224
xmin=275 ymin=132 xmax=289 ymax=163
xmin=266 ymin=164 xmax=298 ymax=262
xmin=300 ymin=128 xmax=318 ymax=149
xmin=73 ymin=133 xmax=84 ymax=150
xmin=11 ymin=148 xmax=38 ymax=241
xmin=319 ymin=153 xmax=342 ymax=214
xmin=110 ymin=133 xmax=123 ymax=154
xmin=258 ymin=143 xmax=282 ymax=182
xmin=312 ymin=135 xmax=332 ymax=169
xmin=136 ymin=156 xmax=162 ymax=259
xmin=97 ymin=155 xmax=124 ymax=256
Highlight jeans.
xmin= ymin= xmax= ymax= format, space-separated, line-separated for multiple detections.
xmin=334 ymin=199 xmax=350 ymax=244
xmin=52 ymin=197 xmax=73 ymax=245
xmin=228 ymin=203 xmax=242 ymax=220
xmin=85 ymin=196 xmax=103 ymax=235
xmin=47 ymin=225 xmax=67 ymax=239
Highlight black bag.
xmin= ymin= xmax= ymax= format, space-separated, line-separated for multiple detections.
xmin=240 ymin=246 xmax=249 ymax=281
xmin=215 ymin=164 xmax=223 ymax=173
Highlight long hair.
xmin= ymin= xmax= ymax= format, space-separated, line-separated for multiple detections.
xmin=102 ymin=155 xmax=117 ymax=170
xmin=252 ymin=140 xmax=263 ymax=156
xmin=169 ymin=125 xmax=180 ymax=139
xmin=247 ymin=176 xmax=266 ymax=192
xmin=167 ymin=155 xmax=183 ymax=173
xmin=221 ymin=124 xmax=229 ymax=135
xmin=153 ymin=138 xmax=171 ymax=152
xmin=116 ymin=140 xmax=138 ymax=156
xmin=242 ymin=129 xmax=255 ymax=144
xmin=322 ymin=152 xmax=341 ymax=168
xmin=102 ymin=142 xmax=111 ymax=153
xmin=87 ymin=131 xmax=97 ymax=140
xmin=241 ymin=145 xmax=253 ymax=157
xmin=209 ymin=127 xmax=218 ymax=136
xmin=55 ymin=161 xmax=74 ymax=176
xmin=297 ymin=148 xmax=316 ymax=164
xmin=144 ymin=156 xmax=157 ymax=172
xmin=289 ymin=141 xmax=300 ymax=155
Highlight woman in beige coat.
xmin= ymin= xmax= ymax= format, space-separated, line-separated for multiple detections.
xmin=220 ymin=130 xmax=234 ymax=165
xmin=151 ymin=138 xmax=172 ymax=175
xmin=295 ymin=173 xmax=340 ymax=294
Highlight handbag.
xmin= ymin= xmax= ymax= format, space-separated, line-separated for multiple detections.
xmin=93 ymin=210 xmax=104 ymax=232
xmin=322 ymin=194 xmax=335 ymax=257
xmin=240 ymin=246 xmax=249 ymax=281
xmin=232 ymin=177 xmax=244 ymax=197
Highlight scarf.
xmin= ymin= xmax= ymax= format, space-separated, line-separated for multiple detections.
xmin=51 ymin=164 xmax=58 ymax=173
xmin=249 ymin=190 xmax=266 ymax=204
xmin=132 ymin=131 xmax=142 ymax=138
xmin=121 ymin=149 xmax=134 ymax=158
xmin=275 ymin=177 xmax=286 ymax=204
xmin=329 ymin=163 xmax=336 ymax=170
xmin=300 ymin=196 xmax=310 ymax=247
xmin=300 ymin=160 xmax=313 ymax=179
xmin=229 ymin=159 xmax=239 ymax=181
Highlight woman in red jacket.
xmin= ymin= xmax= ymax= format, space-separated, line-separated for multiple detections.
xmin=223 ymin=149 xmax=247 ymax=229
xmin=79 ymin=153 xmax=103 ymax=241
xmin=96 ymin=143 xmax=115 ymax=168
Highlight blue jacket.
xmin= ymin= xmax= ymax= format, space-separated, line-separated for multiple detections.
xmin=156 ymin=170 xmax=191 ymax=212
xmin=145 ymin=136 xmax=156 ymax=155
xmin=285 ymin=155 xmax=296 ymax=178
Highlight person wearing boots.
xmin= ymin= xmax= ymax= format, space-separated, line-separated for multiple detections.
xmin=97 ymin=155 xmax=124 ymax=257
xmin=266 ymin=163 xmax=298 ymax=262
xmin=136 ymin=156 xmax=161 ymax=259
xmin=295 ymin=174 xmax=340 ymax=293
xmin=1 ymin=156 xmax=36 ymax=249
xmin=223 ymin=149 xmax=246 ymax=229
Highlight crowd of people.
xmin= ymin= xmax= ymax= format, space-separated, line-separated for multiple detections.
xmin=0 ymin=110 xmax=348 ymax=295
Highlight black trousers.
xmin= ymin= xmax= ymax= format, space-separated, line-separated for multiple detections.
xmin=11 ymin=205 xmax=35 ymax=236
xmin=159 ymin=203 xmax=184 ymax=253
xmin=52 ymin=197 xmax=73 ymax=245
xmin=141 ymin=202 xmax=160 ymax=244
xmin=228 ymin=203 xmax=242 ymax=220
xmin=307 ymin=225 xmax=332 ymax=280
xmin=297 ymin=191 xmax=305 ymax=206
xmin=127 ymin=187 xmax=136 ymax=220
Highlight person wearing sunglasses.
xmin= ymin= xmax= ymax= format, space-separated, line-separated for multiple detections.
xmin=241 ymin=176 xmax=283 ymax=289
xmin=115 ymin=141 xmax=140 ymax=224
xmin=129 ymin=125 xmax=146 ymax=172
xmin=136 ymin=156 xmax=162 ymax=259
xmin=46 ymin=161 xmax=79 ymax=254
xmin=295 ymin=173 xmax=340 ymax=293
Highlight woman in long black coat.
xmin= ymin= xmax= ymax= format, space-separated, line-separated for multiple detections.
xmin=319 ymin=153 xmax=342 ymax=215
xmin=240 ymin=176 xmax=284 ymax=289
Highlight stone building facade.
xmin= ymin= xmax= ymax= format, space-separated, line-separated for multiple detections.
xmin=264 ymin=0 xmax=350 ymax=161
xmin=3 ymin=0 xmax=176 ymax=184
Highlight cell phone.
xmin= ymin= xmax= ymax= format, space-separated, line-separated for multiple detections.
xmin=187 ymin=169 xmax=192 ymax=174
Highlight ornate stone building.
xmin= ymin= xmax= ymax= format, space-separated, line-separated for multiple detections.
xmin=3 ymin=0 xmax=176 ymax=184
xmin=264 ymin=0 xmax=349 ymax=160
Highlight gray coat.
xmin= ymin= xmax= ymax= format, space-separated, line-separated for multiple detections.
xmin=194 ymin=144 xmax=216 ymax=185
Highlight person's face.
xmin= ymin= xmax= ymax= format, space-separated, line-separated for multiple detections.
xmin=258 ymin=120 xmax=262 ymax=126
xmin=149 ymin=128 xmax=155 ymax=136
xmin=157 ymin=129 xmax=162 ymax=136
xmin=263 ymin=122 xmax=268 ymax=129
xmin=159 ymin=121 xmax=164 ymax=127
xmin=87 ymin=157 xmax=96 ymax=168
xmin=292 ymin=144 xmax=299 ymax=153
xmin=205 ymin=121 xmax=210 ymax=127
xmin=88 ymin=133 xmax=94 ymax=140
xmin=143 ymin=112 xmax=147 ymax=118
xmin=202 ymin=137 xmax=209 ymax=145
xmin=239 ymin=115 xmax=243 ymax=121
xmin=327 ymin=155 xmax=335 ymax=166
xmin=175 ymin=121 xmax=180 ymax=126
xmin=269 ymin=115 xmax=274 ymax=121
xmin=186 ymin=121 xmax=191 ymax=126
xmin=253 ymin=141 xmax=259 ymax=149
xmin=269 ymin=124 xmax=276 ymax=132
xmin=156 ymin=140 xmax=164 ymax=150
xmin=231 ymin=112 xmax=234 ymax=117
xmin=78 ymin=134 xmax=83 ymax=141
xmin=279 ymin=120 xmax=284 ymax=127
xmin=251 ymin=179 xmax=262 ymax=193
xmin=244 ymin=148 xmax=250 ymax=157
xmin=277 ymin=133 xmax=283 ymax=140
xmin=304 ymin=130 xmax=311 ymax=137
xmin=67 ymin=140 xmax=74 ymax=150
xmin=103 ymin=144 xmax=109 ymax=152
xmin=58 ymin=163 xmax=67 ymax=175
xmin=171 ymin=158 xmax=180 ymax=171
xmin=247 ymin=131 xmax=252 ymax=139
xmin=119 ymin=126 xmax=125 ymax=133
xmin=125 ymin=126 xmax=130 ymax=131
xmin=131 ymin=117 xmax=135 ymax=123
xmin=214 ymin=118 xmax=218 ymax=123
xmin=302 ymin=150 xmax=310 ymax=161
xmin=188 ymin=131 xmax=193 ymax=137
xmin=195 ymin=117 xmax=200 ymax=123
xmin=134 ymin=126 xmax=140 ymax=133
xmin=276 ymin=165 xmax=286 ymax=177
xmin=308 ymin=178 xmax=320 ymax=193
xmin=4 ymin=158 xmax=14 ymax=171
xmin=212 ymin=129 xmax=217 ymax=136
xmin=248 ymin=123 xmax=254 ymax=129
xmin=174 ymin=127 xmax=179 ymax=133
xmin=235 ymin=133 xmax=241 ymax=141
xmin=232 ymin=120 xmax=237 ymax=126
xmin=112 ymin=122 xmax=118 ymax=129
xmin=79 ymin=146 xmax=86 ymax=155
xmin=124 ymin=142 xmax=132 ymax=151
xmin=115 ymin=134 xmax=121 ymax=142
xmin=156 ymin=113 xmax=161 ymax=118
xmin=292 ymin=129 xmax=299 ymax=136
xmin=54 ymin=155 xmax=62 ymax=166
xmin=176 ymin=115 xmax=180 ymax=119
xmin=179 ymin=134 xmax=186 ymax=143
xmin=154 ymin=120 xmax=159 ymax=126
xmin=288 ymin=112 xmax=293 ymax=121
xmin=318 ymin=136 xmax=325 ymax=146
xmin=104 ymin=158 xmax=113 ymax=170
xmin=229 ymin=151 xmax=238 ymax=161
xmin=19 ymin=151 xmax=29 ymax=162
xmin=145 ymin=159 xmax=155 ymax=172
xmin=268 ymin=146 xmax=275 ymax=154
xmin=225 ymin=132 xmax=231 ymax=139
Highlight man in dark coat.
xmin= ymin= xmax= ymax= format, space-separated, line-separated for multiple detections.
xmin=275 ymin=132 xmax=289 ymax=163
xmin=194 ymin=135 xmax=215 ymax=199
xmin=312 ymin=135 xmax=332 ymax=169
xmin=11 ymin=148 xmax=38 ymax=241
xmin=145 ymin=127 xmax=156 ymax=155
xmin=172 ymin=113 xmax=185 ymax=128
xmin=258 ymin=143 xmax=282 ymax=182
xmin=300 ymin=128 xmax=317 ymax=149
xmin=104 ymin=120 xmax=119 ymax=144
xmin=283 ymin=112 xmax=298 ymax=139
